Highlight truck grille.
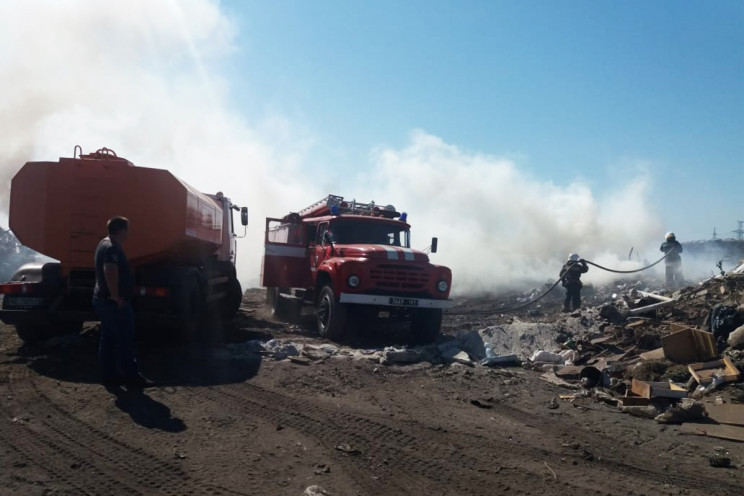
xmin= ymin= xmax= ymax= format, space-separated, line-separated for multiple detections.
xmin=369 ymin=265 xmax=430 ymax=290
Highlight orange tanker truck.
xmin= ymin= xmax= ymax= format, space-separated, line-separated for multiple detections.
xmin=0 ymin=147 xmax=248 ymax=343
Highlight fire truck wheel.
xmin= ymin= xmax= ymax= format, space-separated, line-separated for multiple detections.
xmin=409 ymin=308 xmax=442 ymax=345
xmin=316 ymin=285 xmax=346 ymax=341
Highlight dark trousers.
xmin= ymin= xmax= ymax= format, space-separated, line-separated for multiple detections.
xmin=665 ymin=262 xmax=683 ymax=288
xmin=93 ymin=299 xmax=138 ymax=381
xmin=564 ymin=285 xmax=581 ymax=311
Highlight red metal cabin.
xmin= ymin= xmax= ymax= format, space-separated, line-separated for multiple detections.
xmin=262 ymin=195 xmax=452 ymax=343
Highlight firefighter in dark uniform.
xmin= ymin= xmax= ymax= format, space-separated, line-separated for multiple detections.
xmin=93 ymin=216 xmax=147 ymax=388
xmin=660 ymin=232 xmax=683 ymax=288
xmin=560 ymin=253 xmax=589 ymax=312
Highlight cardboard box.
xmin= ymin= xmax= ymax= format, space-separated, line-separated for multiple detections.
xmin=661 ymin=326 xmax=716 ymax=364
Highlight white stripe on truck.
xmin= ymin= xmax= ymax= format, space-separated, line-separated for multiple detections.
xmin=265 ymin=245 xmax=306 ymax=258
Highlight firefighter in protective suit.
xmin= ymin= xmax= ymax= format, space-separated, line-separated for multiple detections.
xmin=560 ymin=253 xmax=588 ymax=312
xmin=660 ymin=232 xmax=683 ymax=288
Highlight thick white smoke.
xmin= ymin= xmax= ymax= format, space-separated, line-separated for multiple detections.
xmin=0 ymin=0 xmax=320 ymax=288
xmin=1 ymin=0 xmax=678 ymax=295
xmin=355 ymin=131 xmax=666 ymax=293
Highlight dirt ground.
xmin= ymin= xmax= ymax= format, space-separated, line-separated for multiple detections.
xmin=1 ymin=290 xmax=743 ymax=496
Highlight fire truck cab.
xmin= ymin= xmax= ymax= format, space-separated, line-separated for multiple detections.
xmin=261 ymin=195 xmax=453 ymax=343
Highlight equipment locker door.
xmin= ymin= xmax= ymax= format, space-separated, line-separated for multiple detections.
xmin=261 ymin=217 xmax=311 ymax=288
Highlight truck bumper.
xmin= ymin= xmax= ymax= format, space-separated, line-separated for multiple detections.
xmin=339 ymin=293 xmax=453 ymax=309
xmin=0 ymin=309 xmax=95 ymax=325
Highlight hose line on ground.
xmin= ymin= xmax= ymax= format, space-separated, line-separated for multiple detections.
xmin=444 ymin=253 xmax=669 ymax=316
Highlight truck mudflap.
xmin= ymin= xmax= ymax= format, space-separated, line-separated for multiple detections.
xmin=339 ymin=293 xmax=453 ymax=309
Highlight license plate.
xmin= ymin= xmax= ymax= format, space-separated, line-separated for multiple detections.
xmin=4 ymin=296 xmax=46 ymax=309
xmin=378 ymin=311 xmax=390 ymax=318
xmin=389 ymin=297 xmax=418 ymax=307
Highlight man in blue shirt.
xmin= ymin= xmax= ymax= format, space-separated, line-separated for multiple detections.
xmin=93 ymin=216 xmax=147 ymax=388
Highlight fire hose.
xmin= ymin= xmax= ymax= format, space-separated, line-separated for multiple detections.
xmin=444 ymin=253 xmax=669 ymax=316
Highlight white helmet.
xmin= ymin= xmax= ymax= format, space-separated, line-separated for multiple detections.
xmin=568 ymin=253 xmax=580 ymax=262
xmin=665 ymin=232 xmax=675 ymax=239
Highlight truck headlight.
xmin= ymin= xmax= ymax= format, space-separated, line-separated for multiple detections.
xmin=347 ymin=275 xmax=361 ymax=288
xmin=437 ymin=280 xmax=448 ymax=292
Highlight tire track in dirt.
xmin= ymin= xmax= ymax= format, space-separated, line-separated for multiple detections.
xmin=190 ymin=381 xmax=614 ymax=496
xmin=3 ymin=365 xmax=250 ymax=496
xmin=480 ymin=399 xmax=743 ymax=494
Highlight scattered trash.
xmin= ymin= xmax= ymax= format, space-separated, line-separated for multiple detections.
xmin=481 ymin=353 xmax=520 ymax=367
xmin=470 ymin=398 xmax=495 ymax=409
xmin=264 ymin=339 xmax=301 ymax=359
xmin=705 ymin=404 xmax=744 ymax=426
xmin=335 ymin=444 xmax=360 ymax=455
xmin=579 ymin=366 xmax=605 ymax=389
xmin=727 ymin=325 xmax=744 ymax=349
xmin=708 ymin=450 xmax=731 ymax=468
xmin=442 ymin=349 xmax=473 ymax=366
xmin=655 ymin=398 xmax=706 ymax=424
xmin=313 ymin=464 xmax=331 ymax=475
xmin=619 ymin=405 xmax=659 ymax=419
xmin=304 ymin=485 xmax=331 ymax=496
xmin=380 ymin=347 xmax=420 ymax=365
xmin=530 ymin=350 xmax=564 ymax=364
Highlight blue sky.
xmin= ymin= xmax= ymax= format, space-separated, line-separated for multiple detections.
xmin=222 ymin=0 xmax=743 ymax=240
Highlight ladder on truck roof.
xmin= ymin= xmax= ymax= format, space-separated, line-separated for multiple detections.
xmin=297 ymin=195 xmax=400 ymax=219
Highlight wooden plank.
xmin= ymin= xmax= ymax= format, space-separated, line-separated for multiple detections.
xmin=706 ymin=405 xmax=744 ymax=426
xmin=679 ymin=423 xmax=744 ymax=442
xmin=631 ymin=378 xmax=687 ymax=399
xmin=619 ymin=396 xmax=652 ymax=407
xmin=688 ymin=356 xmax=740 ymax=385
xmin=639 ymin=348 xmax=665 ymax=361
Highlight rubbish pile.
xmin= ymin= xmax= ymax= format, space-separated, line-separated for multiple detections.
xmin=537 ymin=267 xmax=744 ymax=442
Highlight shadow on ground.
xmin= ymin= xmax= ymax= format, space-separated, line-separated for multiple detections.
xmin=17 ymin=322 xmax=262 ymax=388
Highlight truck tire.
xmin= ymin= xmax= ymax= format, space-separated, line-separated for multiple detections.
xmin=178 ymin=276 xmax=203 ymax=342
xmin=15 ymin=321 xmax=83 ymax=344
xmin=224 ymin=277 xmax=243 ymax=318
xmin=316 ymin=285 xmax=346 ymax=341
xmin=409 ymin=308 xmax=442 ymax=345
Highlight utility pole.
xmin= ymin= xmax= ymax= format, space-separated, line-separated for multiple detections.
xmin=712 ymin=227 xmax=717 ymax=240
xmin=732 ymin=221 xmax=744 ymax=241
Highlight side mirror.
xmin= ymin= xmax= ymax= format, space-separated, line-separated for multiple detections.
xmin=240 ymin=207 xmax=248 ymax=226
xmin=430 ymin=237 xmax=438 ymax=253
xmin=323 ymin=231 xmax=333 ymax=245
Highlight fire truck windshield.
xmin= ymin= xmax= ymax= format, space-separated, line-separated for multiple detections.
xmin=329 ymin=220 xmax=410 ymax=248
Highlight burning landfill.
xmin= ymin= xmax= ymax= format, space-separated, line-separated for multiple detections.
xmin=246 ymin=257 xmax=744 ymax=437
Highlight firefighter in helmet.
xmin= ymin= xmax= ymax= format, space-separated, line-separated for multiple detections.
xmin=560 ymin=253 xmax=588 ymax=312
xmin=660 ymin=232 xmax=683 ymax=288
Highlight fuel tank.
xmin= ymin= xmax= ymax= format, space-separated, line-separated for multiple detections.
xmin=9 ymin=149 xmax=223 ymax=270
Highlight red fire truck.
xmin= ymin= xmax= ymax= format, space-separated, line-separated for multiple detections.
xmin=261 ymin=195 xmax=452 ymax=343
